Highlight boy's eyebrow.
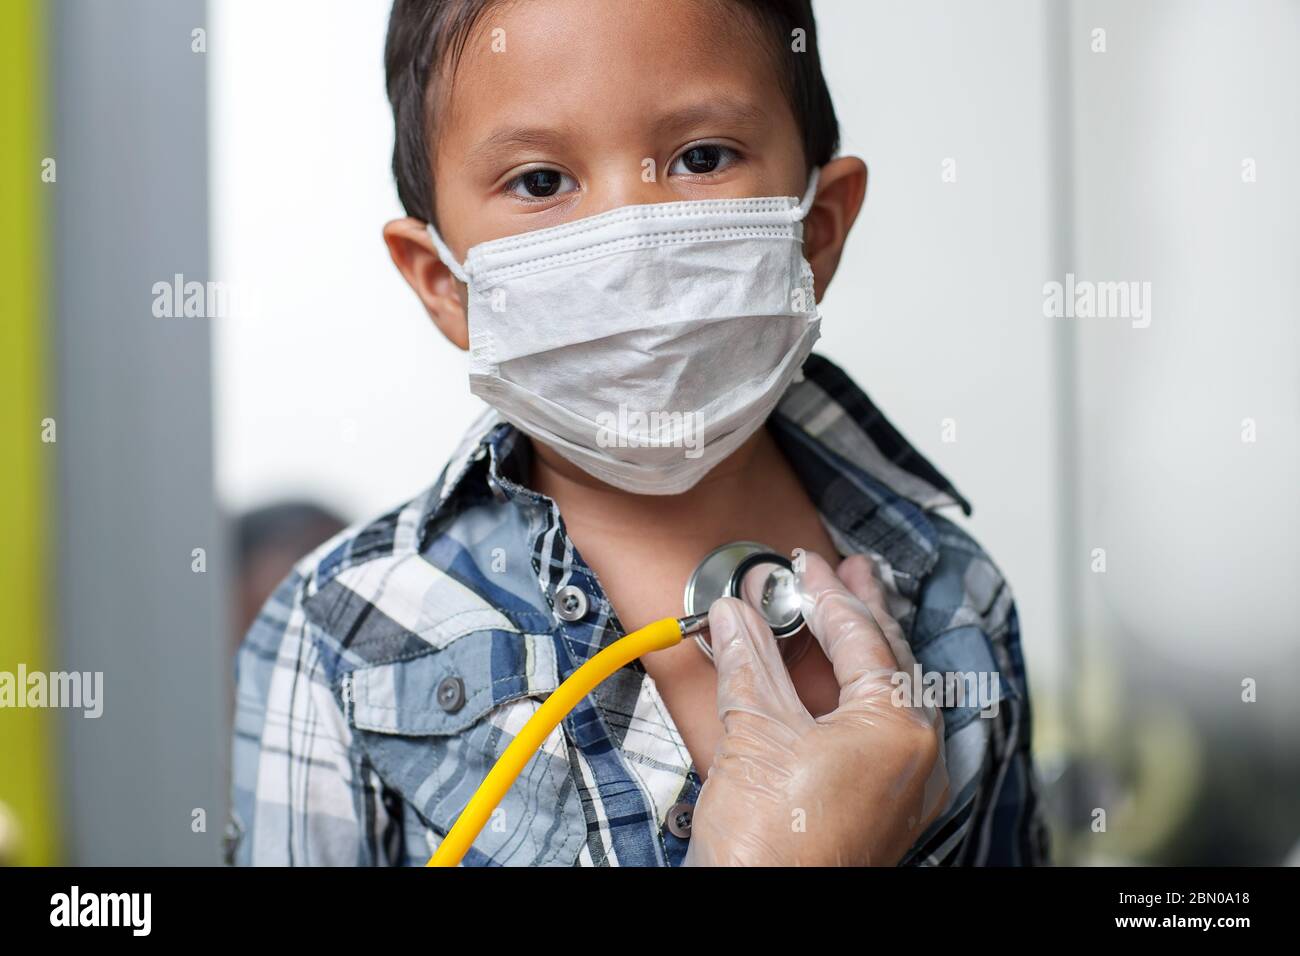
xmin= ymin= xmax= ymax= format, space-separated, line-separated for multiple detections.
xmin=465 ymin=97 xmax=770 ymax=166
xmin=466 ymin=125 xmax=572 ymax=165
xmin=649 ymin=97 xmax=770 ymax=137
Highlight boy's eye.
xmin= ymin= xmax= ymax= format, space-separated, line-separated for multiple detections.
xmin=506 ymin=168 xmax=577 ymax=200
xmin=670 ymin=144 xmax=736 ymax=176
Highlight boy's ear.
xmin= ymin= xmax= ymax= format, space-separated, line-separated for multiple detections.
xmin=802 ymin=156 xmax=868 ymax=301
xmin=382 ymin=217 xmax=469 ymax=350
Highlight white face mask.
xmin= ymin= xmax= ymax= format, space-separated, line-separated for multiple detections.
xmin=426 ymin=170 xmax=822 ymax=495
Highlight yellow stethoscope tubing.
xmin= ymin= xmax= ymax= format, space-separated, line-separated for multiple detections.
xmin=426 ymin=614 xmax=698 ymax=867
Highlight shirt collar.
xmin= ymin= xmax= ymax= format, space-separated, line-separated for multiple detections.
xmin=417 ymin=353 xmax=970 ymax=595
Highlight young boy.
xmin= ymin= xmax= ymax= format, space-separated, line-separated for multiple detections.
xmin=227 ymin=0 xmax=1049 ymax=866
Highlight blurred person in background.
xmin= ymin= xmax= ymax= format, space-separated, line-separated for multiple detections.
xmin=230 ymin=501 xmax=347 ymax=658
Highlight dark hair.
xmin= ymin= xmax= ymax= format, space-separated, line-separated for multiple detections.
xmin=384 ymin=0 xmax=840 ymax=225
xmin=233 ymin=501 xmax=348 ymax=567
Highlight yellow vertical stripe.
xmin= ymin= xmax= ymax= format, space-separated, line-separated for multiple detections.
xmin=0 ymin=0 xmax=58 ymax=865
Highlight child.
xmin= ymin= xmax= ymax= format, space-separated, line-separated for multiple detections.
xmin=227 ymin=0 xmax=1049 ymax=866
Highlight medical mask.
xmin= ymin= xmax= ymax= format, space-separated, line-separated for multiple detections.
xmin=426 ymin=170 xmax=822 ymax=495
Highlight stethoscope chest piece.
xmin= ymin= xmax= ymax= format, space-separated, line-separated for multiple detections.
xmin=684 ymin=541 xmax=807 ymax=663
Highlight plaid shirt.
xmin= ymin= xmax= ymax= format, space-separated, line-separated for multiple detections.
xmin=226 ymin=353 xmax=1049 ymax=866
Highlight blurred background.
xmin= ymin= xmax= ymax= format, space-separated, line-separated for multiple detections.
xmin=1 ymin=0 xmax=1296 ymax=865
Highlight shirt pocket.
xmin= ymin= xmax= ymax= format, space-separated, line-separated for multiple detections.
xmin=342 ymin=630 xmax=586 ymax=867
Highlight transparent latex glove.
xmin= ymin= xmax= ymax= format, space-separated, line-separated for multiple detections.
xmin=682 ymin=549 xmax=949 ymax=866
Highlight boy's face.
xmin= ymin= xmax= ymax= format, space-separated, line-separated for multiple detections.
xmin=436 ymin=0 xmax=806 ymax=250
xmin=385 ymin=0 xmax=866 ymax=351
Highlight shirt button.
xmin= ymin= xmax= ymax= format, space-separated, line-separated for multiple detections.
xmin=436 ymin=675 xmax=466 ymax=713
xmin=667 ymin=801 xmax=694 ymax=839
xmin=554 ymin=584 xmax=589 ymax=622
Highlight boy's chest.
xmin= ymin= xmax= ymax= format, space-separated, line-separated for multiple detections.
xmin=576 ymin=511 xmax=845 ymax=780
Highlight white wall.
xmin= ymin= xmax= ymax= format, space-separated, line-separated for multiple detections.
xmin=209 ymin=0 xmax=486 ymax=525
xmin=1070 ymin=0 xmax=1300 ymax=696
xmin=815 ymin=0 xmax=1068 ymax=694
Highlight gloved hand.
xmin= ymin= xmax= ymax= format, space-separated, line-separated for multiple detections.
xmin=682 ymin=549 xmax=949 ymax=866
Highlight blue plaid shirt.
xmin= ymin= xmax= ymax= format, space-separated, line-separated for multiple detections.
xmin=227 ymin=353 xmax=1049 ymax=866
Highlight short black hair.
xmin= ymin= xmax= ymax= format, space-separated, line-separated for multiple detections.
xmin=384 ymin=0 xmax=840 ymax=226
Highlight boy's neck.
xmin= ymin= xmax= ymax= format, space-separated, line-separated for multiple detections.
xmin=527 ymin=425 xmax=795 ymax=553
xmin=524 ymin=420 xmax=841 ymax=639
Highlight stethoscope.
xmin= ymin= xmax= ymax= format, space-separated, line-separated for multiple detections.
xmin=428 ymin=539 xmax=810 ymax=866
xmin=682 ymin=540 xmax=812 ymax=667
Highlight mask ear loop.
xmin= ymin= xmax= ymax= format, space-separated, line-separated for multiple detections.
xmin=792 ymin=166 xmax=822 ymax=222
xmin=426 ymin=222 xmax=471 ymax=284
xmin=787 ymin=167 xmax=823 ymax=388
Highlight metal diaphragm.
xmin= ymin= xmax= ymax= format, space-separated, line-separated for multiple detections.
xmin=683 ymin=541 xmax=806 ymax=639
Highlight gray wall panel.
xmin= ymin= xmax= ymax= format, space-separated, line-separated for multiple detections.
xmin=52 ymin=0 xmax=226 ymax=865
